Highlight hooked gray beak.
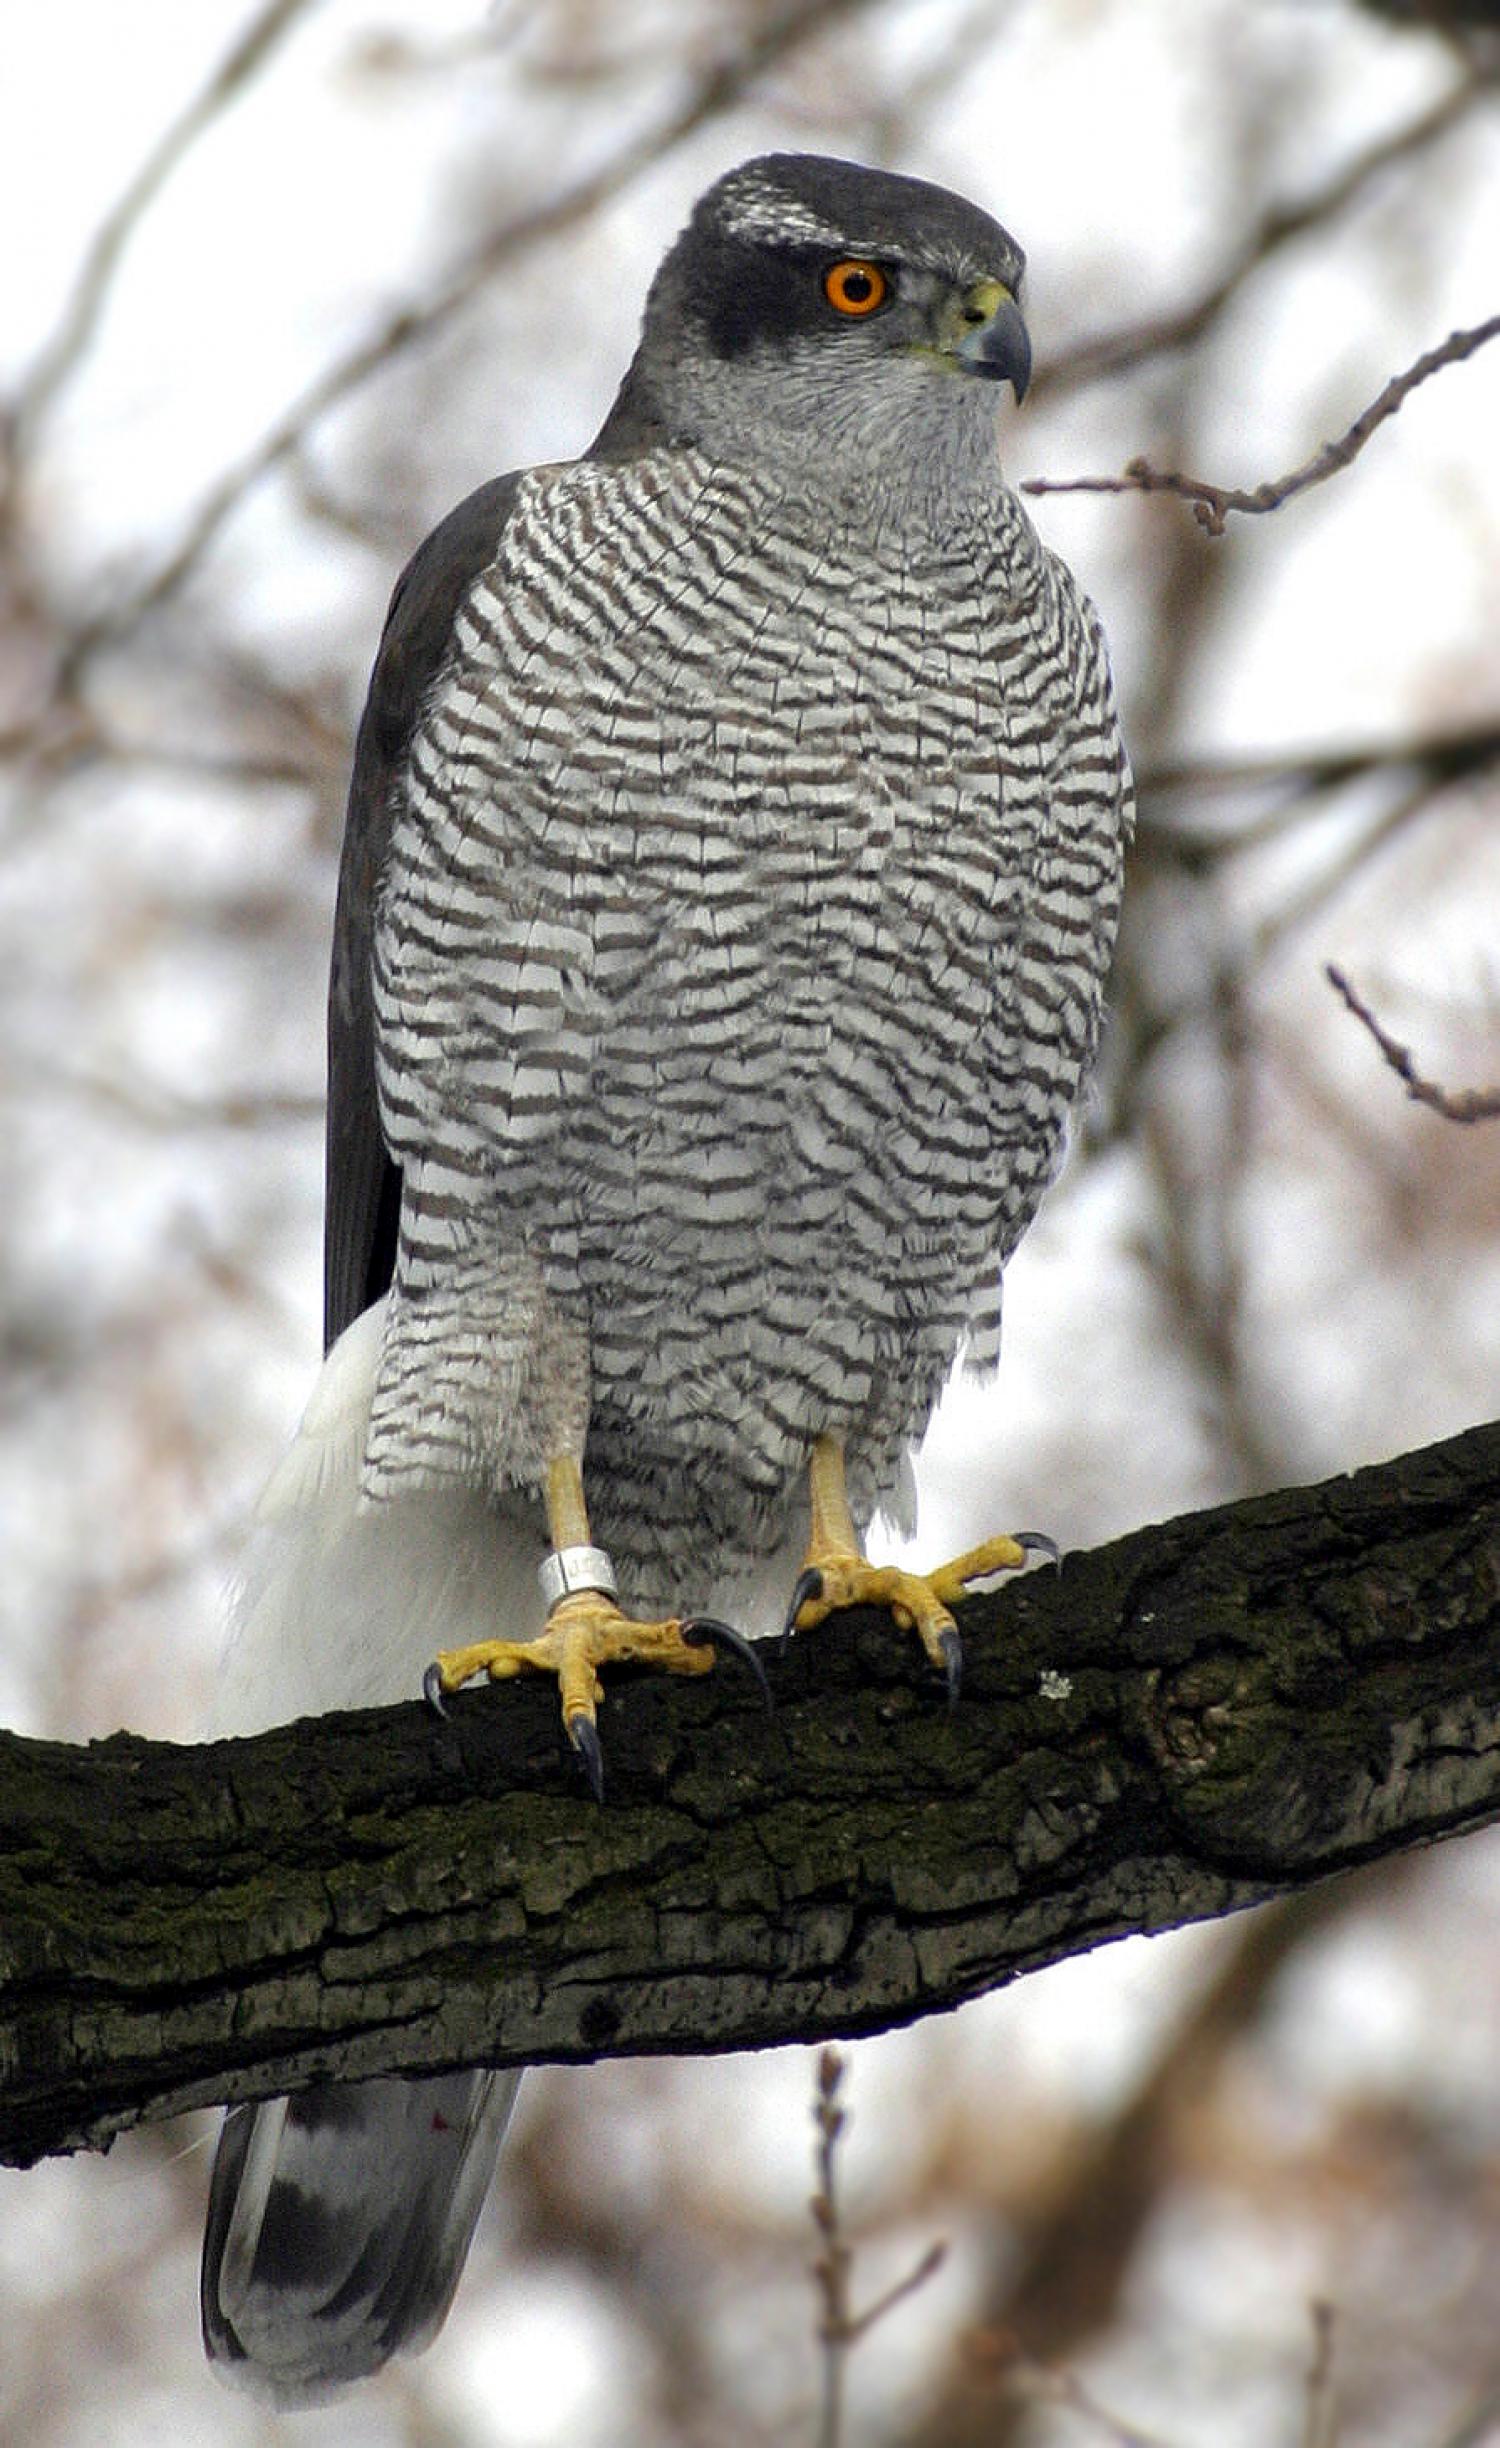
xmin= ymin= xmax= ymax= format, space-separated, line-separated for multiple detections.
xmin=954 ymin=280 xmax=1032 ymax=403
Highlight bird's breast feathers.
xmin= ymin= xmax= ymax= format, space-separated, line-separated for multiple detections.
xmin=378 ymin=447 xmax=1112 ymax=1139
xmin=365 ymin=445 xmax=1127 ymax=1510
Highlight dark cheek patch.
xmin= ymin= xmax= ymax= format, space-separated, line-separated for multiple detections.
xmin=688 ymin=238 xmax=834 ymax=361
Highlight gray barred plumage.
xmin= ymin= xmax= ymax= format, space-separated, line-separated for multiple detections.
xmin=202 ymin=149 xmax=1132 ymax=2404
xmin=368 ymin=444 xmax=1127 ymax=1589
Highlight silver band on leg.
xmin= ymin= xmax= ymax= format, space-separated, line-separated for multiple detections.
xmin=538 ymin=1544 xmax=618 ymax=1610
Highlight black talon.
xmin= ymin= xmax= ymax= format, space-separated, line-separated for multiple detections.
xmin=782 ymin=1566 xmax=824 ymax=1642
xmin=422 ymin=1663 xmax=449 ymax=1718
xmin=683 ymin=1616 xmax=774 ymax=1716
xmin=569 ymin=1714 xmax=606 ymax=1804
xmin=1016 ymin=1530 xmax=1062 ymax=1571
xmin=939 ymin=1624 xmax=963 ymax=1711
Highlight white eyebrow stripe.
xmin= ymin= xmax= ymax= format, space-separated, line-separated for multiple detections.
xmin=715 ymin=180 xmax=854 ymax=251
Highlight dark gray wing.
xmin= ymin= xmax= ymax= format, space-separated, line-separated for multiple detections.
xmin=323 ymin=473 xmax=523 ymax=1348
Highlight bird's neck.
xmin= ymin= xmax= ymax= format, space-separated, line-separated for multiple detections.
xmin=699 ymin=425 xmax=1035 ymax=571
xmin=594 ymin=352 xmax=1026 ymax=551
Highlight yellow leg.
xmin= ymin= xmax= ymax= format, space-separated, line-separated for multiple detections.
xmin=543 ymin=1454 xmax=590 ymax=1549
xmin=424 ymin=1455 xmax=765 ymax=1795
xmin=787 ymin=1434 xmax=1049 ymax=1696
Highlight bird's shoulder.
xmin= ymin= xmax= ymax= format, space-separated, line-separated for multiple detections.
xmin=357 ymin=472 xmax=527 ymax=771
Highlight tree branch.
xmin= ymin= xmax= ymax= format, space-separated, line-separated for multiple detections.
xmin=1024 ymin=315 xmax=1500 ymax=531
xmin=1327 ymin=963 xmax=1500 ymax=1121
xmin=2 ymin=1418 xmax=1497 ymax=2173
xmin=1139 ymin=718 xmax=1500 ymax=812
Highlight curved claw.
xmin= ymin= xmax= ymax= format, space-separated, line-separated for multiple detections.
xmin=782 ymin=1566 xmax=824 ymax=1642
xmin=568 ymin=1713 xmax=605 ymax=1804
xmin=422 ymin=1662 xmax=449 ymax=1718
xmin=1015 ymin=1530 xmax=1062 ymax=1571
xmin=683 ymin=1615 xmax=774 ymax=1716
xmin=938 ymin=1623 xmax=963 ymax=1711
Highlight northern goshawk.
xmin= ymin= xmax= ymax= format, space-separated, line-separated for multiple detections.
xmin=201 ymin=150 xmax=1133 ymax=2402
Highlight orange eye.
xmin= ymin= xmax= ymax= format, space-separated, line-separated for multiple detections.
xmin=823 ymin=259 xmax=888 ymax=317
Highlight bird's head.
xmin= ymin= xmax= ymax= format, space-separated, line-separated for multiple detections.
xmin=598 ymin=153 xmax=1031 ymax=486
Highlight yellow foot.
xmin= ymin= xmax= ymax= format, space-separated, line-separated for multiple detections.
xmin=784 ymin=1533 xmax=1057 ymax=1702
xmin=423 ymin=1594 xmax=768 ymax=1798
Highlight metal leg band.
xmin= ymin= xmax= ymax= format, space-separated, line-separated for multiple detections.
xmin=538 ymin=1544 xmax=618 ymax=1610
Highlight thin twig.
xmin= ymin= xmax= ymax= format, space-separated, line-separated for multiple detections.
xmin=1141 ymin=721 xmax=1500 ymax=804
xmin=1250 ymin=773 xmax=1453 ymax=968
xmin=1098 ymin=764 xmax=1471 ymax=1166
xmin=1327 ymin=965 xmax=1500 ymax=1123
xmin=7 ymin=1059 xmax=322 ymax=1135
xmin=1132 ymin=723 xmax=1500 ymax=884
xmin=1025 ymin=315 xmax=1500 ymax=532
xmin=1005 ymin=2353 xmax=1186 ymax=2448
xmin=809 ymin=2047 xmax=946 ymax=2448
xmin=1302 ymin=2300 xmax=1340 ymax=2448
xmin=845 ymin=2243 xmax=948 ymax=2345
xmin=811 ymin=2048 xmax=853 ymax=2448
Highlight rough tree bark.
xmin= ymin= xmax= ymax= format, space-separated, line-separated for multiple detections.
xmin=2 ymin=1417 xmax=1496 ymax=2172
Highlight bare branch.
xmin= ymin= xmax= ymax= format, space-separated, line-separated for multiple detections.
xmin=1326 ymin=964 xmax=1500 ymax=1122
xmin=810 ymin=2047 xmax=945 ymax=2448
xmin=1140 ymin=721 xmax=1500 ymax=808
xmin=902 ymin=1879 xmax=1385 ymax=2448
xmin=997 ymin=2353 xmax=1185 ymax=2448
xmin=1129 ymin=722 xmax=1500 ymax=911
xmin=1102 ymin=765 xmax=1468 ymax=1147
xmin=6 ymin=1054 xmax=321 ymax=1137
xmin=1025 ymin=315 xmax=1500 ymax=532
xmin=812 ymin=2048 xmax=854 ymax=2448
xmin=848 ymin=2243 xmax=947 ymax=2345
xmin=2 ymin=1416 xmax=1498 ymax=2171
xmin=1303 ymin=2301 xmax=1341 ymax=2448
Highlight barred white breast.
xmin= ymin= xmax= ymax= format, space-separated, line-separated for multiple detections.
xmin=367 ymin=446 xmax=1128 ymax=1601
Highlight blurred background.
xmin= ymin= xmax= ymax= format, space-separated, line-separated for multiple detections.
xmin=3 ymin=2 xmax=1500 ymax=2442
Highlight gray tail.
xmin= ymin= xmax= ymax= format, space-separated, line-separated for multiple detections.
xmin=201 ymin=2069 xmax=521 ymax=2404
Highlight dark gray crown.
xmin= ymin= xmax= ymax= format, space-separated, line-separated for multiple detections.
xmin=694 ymin=153 xmax=1024 ymax=290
